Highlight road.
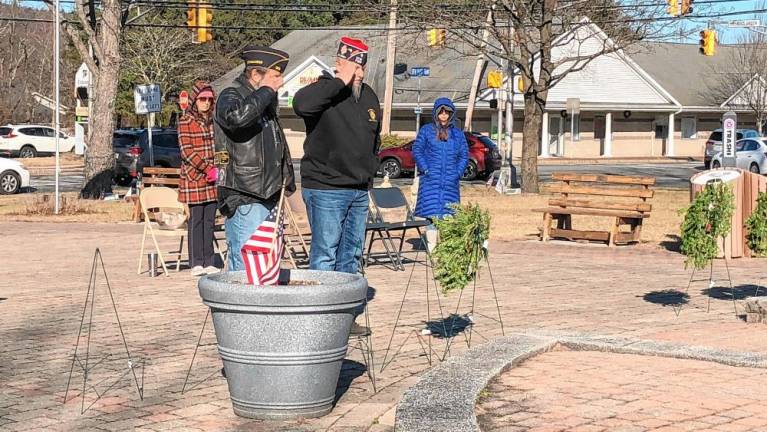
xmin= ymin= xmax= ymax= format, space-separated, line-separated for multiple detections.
xmin=28 ymin=161 xmax=703 ymax=194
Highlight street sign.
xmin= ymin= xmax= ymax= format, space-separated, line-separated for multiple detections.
xmin=75 ymin=63 xmax=90 ymax=89
xmin=134 ymin=84 xmax=162 ymax=114
xmin=410 ymin=67 xmax=430 ymax=77
xmin=722 ymin=111 xmax=737 ymax=168
xmin=178 ymin=90 xmax=190 ymax=111
xmin=414 ymin=107 xmax=423 ymax=114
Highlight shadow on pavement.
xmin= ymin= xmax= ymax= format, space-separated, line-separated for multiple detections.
xmin=703 ymin=285 xmax=763 ymax=301
xmin=642 ymin=290 xmax=689 ymax=307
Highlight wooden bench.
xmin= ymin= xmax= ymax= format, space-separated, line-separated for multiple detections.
xmin=131 ymin=167 xmax=181 ymax=222
xmin=532 ymin=173 xmax=656 ymax=246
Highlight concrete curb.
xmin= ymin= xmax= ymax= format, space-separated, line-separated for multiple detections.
xmin=394 ymin=330 xmax=767 ymax=432
xmin=523 ymin=157 xmax=700 ymax=166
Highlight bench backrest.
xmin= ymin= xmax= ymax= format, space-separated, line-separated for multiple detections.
xmin=547 ymin=172 xmax=656 ymax=213
xmin=141 ymin=167 xmax=181 ymax=188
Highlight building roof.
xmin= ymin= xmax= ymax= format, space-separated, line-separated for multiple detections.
xmin=630 ymin=42 xmax=739 ymax=108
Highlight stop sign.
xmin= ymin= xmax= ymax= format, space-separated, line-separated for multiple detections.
xmin=178 ymin=90 xmax=189 ymax=111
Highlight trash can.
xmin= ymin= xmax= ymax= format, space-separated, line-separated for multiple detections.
xmin=690 ymin=168 xmax=767 ymax=258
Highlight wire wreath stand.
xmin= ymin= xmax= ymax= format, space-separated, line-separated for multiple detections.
xmin=379 ymin=226 xmax=505 ymax=373
xmin=63 ymin=249 xmax=144 ymax=414
xmin=675 ymin=236 xmax=760 ymax=318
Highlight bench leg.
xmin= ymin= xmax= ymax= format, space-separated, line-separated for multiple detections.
xmin=630 ymin=219 xmax=643 ymax=243
xmin=609 ymin=217 xmax=620 ymax=247
xmin=542 ymin=213 xmax=552 ymax=242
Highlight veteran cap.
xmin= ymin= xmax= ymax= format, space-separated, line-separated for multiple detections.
xmin=241 ymin=46 xmax=290 ymax=73
xmin=337 ymin=37 xmax=368 ymax=66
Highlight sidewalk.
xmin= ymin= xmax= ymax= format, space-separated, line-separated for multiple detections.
xmin=2 ymin=223 xmax=766 ymax=431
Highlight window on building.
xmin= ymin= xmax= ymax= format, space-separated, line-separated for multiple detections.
xmin=681 ymin=117 xmax=697 ymax=139
xmin=594 ymin=116 xmax=606 ymax=140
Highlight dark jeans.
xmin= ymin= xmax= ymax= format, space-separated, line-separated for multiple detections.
xmin=302 ymin=188 xmax=369 ymax=274
xmin=188 ymin=201 xmax=217 ymax=268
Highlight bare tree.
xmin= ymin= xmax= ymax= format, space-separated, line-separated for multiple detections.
xmin=0 ymin=2 xmax=75 ymax=125
xmin=710 ymin=33 xmax=767 ymax=134
xmin=48 ymin=0 xmax=127 ymax=198
xmin=370 ymin=0 xmax=684 ymax=192
xmin=121 ymin=16 xmax=215 ymax=102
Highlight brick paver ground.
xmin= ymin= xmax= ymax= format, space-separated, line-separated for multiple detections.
xmin=3 ymin=222 xmax=767 ymax=431
xmin=476 ymin=349 xmax=767 ymax=432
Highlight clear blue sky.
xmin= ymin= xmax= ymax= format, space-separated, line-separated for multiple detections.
xmin=6 ymin=0 xmax=767 ymax=44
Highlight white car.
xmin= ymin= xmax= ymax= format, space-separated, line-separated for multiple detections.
xmin=0 ymin=157 xmax=30 ymax=194
xmin=711 ymin=138 xmax=767 ymax=174
xmin=0 ymin=124 xmax=75 ymax=158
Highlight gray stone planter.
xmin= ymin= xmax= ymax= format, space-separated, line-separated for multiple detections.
xmin=198 ymin=269 xmax=367 ymax=420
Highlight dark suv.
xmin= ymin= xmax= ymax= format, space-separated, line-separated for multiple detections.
xmin=113 ymin=128 xmax=180 ymax=186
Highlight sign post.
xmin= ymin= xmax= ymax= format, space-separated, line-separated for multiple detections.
xmin=410 ymin=67 xmax=430 ymax=131
xmin=134 ymin=84 xmax=162 ymax=166
xmin=722 ymin=111 xmax=737 ymax=168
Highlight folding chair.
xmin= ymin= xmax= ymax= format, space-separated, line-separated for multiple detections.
xmin=284 ymin=191 xmax=311 ymax=268
xmin=136 ymin=187 xmax=187 ymax=276
xmin=365 ymin=187 xmax=430 ymax=270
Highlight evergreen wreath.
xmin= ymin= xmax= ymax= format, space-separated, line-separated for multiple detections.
xmin=746 ymin=192 xmax=767 ymax=256
xmin=679 ymin=182 xmax=735 ymax=270
xmin=432 ymin=203 xmax=491 ymax=295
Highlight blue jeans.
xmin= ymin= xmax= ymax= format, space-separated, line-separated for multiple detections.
xmin=302 ymin=188 xmax=369 ymax=274
xmin=225 ymin=202 xmax=274 ymax=271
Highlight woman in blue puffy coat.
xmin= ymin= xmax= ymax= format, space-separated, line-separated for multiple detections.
xmin=413 ymin=97 xmax=469 ymax=220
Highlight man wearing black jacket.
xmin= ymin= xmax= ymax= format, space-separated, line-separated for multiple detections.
xmin=214 ymin=46 xmax=296 ymax=271
xmin=293 ymin=37 xmax=381 ymax=277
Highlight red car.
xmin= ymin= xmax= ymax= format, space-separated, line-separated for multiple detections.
xmin=377 ymin=132 xmax=502 ymax=180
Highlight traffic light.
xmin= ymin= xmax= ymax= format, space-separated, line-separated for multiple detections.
xmin=517 ymin=76 xmax=526 ymax=92
xmin=196 ymin=3 xmax=213 ymax=43
xmin=699 ymin=29 xmax=716 ymax=56
xmin=186 ymin=0 xmax=197 ymax=29
xmin=681 ymin=0 xmax=693 ymax=15
xmin=426 ymin=28 xmax=446 ymax=47
xmin=667 ymin=0 xmax=679 ymax=16
xmin=487 ymin=70 xmax=503 ymax=89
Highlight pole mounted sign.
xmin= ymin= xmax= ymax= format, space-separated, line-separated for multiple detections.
xmin=134 ymin=84 xmax=162 ymax=115
xmin=410 ymin=67 xmax=430 ymax=77
xmin=722 ymin=111 xmax=737 ymax=168
xmin=178 ymin=90 xmax=190 ymax=112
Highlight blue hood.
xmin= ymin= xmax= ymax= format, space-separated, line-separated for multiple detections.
xmin=432 ymin=97 xmax=457 ymax=127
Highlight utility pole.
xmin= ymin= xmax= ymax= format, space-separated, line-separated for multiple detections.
xmin=381 ymin=0 xmax=397 ymax=135
xmin=54 ymin=0 xmax=61 ymax=214
xmin=464 ymin=8 xmax=494 ymax=131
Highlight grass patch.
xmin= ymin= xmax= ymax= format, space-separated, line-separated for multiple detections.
xmin=0 ymin=192 xmax=133 ymax=223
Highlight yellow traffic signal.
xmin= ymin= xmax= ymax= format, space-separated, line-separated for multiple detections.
xmin=517 ymin=76 xmax=526 ymax=92
xmin=186 ymin=0 xmax=197 ymax=29
xmin=699 ymin=29 xmax=716 ymax=56
xmin=427 ymin=28 xmax=446 ymax=47
xmin=196 ymin=4 xmax=213 ymax=43
xmin=681 ymin=0 xmax=693 ymax=15
xmin=427 ymin=29 xmax=437 ymax=47
xmin=487 ymin=70 xmax=503 ymax=89
xmin=667 ymin=0 xmax=679 ymax=16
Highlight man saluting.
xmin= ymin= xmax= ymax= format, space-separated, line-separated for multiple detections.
xmin=293 ymin=37 xmax=381 ymax=280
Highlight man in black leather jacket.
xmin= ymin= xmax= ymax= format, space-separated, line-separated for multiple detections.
xmin=214 ymin=46 xmax=295 ymax=271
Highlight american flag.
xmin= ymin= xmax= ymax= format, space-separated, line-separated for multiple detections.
xmin=241 ymin=205 xmax=284 ymax=285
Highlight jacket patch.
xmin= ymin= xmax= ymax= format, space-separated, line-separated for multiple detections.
xmin=368 ymin=109 xmax=377 ymax=122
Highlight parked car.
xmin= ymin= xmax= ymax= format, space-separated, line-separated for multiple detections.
xmin=0 ymin=124 xmax=75 ymax=158
xmin=710 ymin=138 xmax=767 ymax=174
xmin=113 ymin=128 xmax=180 ymax=186
xmin=704 ymin=128 xmax=759 ymax=169
xmin=0 ymin=157 xmax=31 ymax=194
xmin=377 ymin=132 xmax=502 ymax=181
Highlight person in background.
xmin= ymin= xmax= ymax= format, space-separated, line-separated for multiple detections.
xmin=177 ymin=81 xmax=219 ymax=277
xmin=413 ymin=97 xmax=469 ymax=223
xmin=214 ymin=46 xmax=296 ymax=272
